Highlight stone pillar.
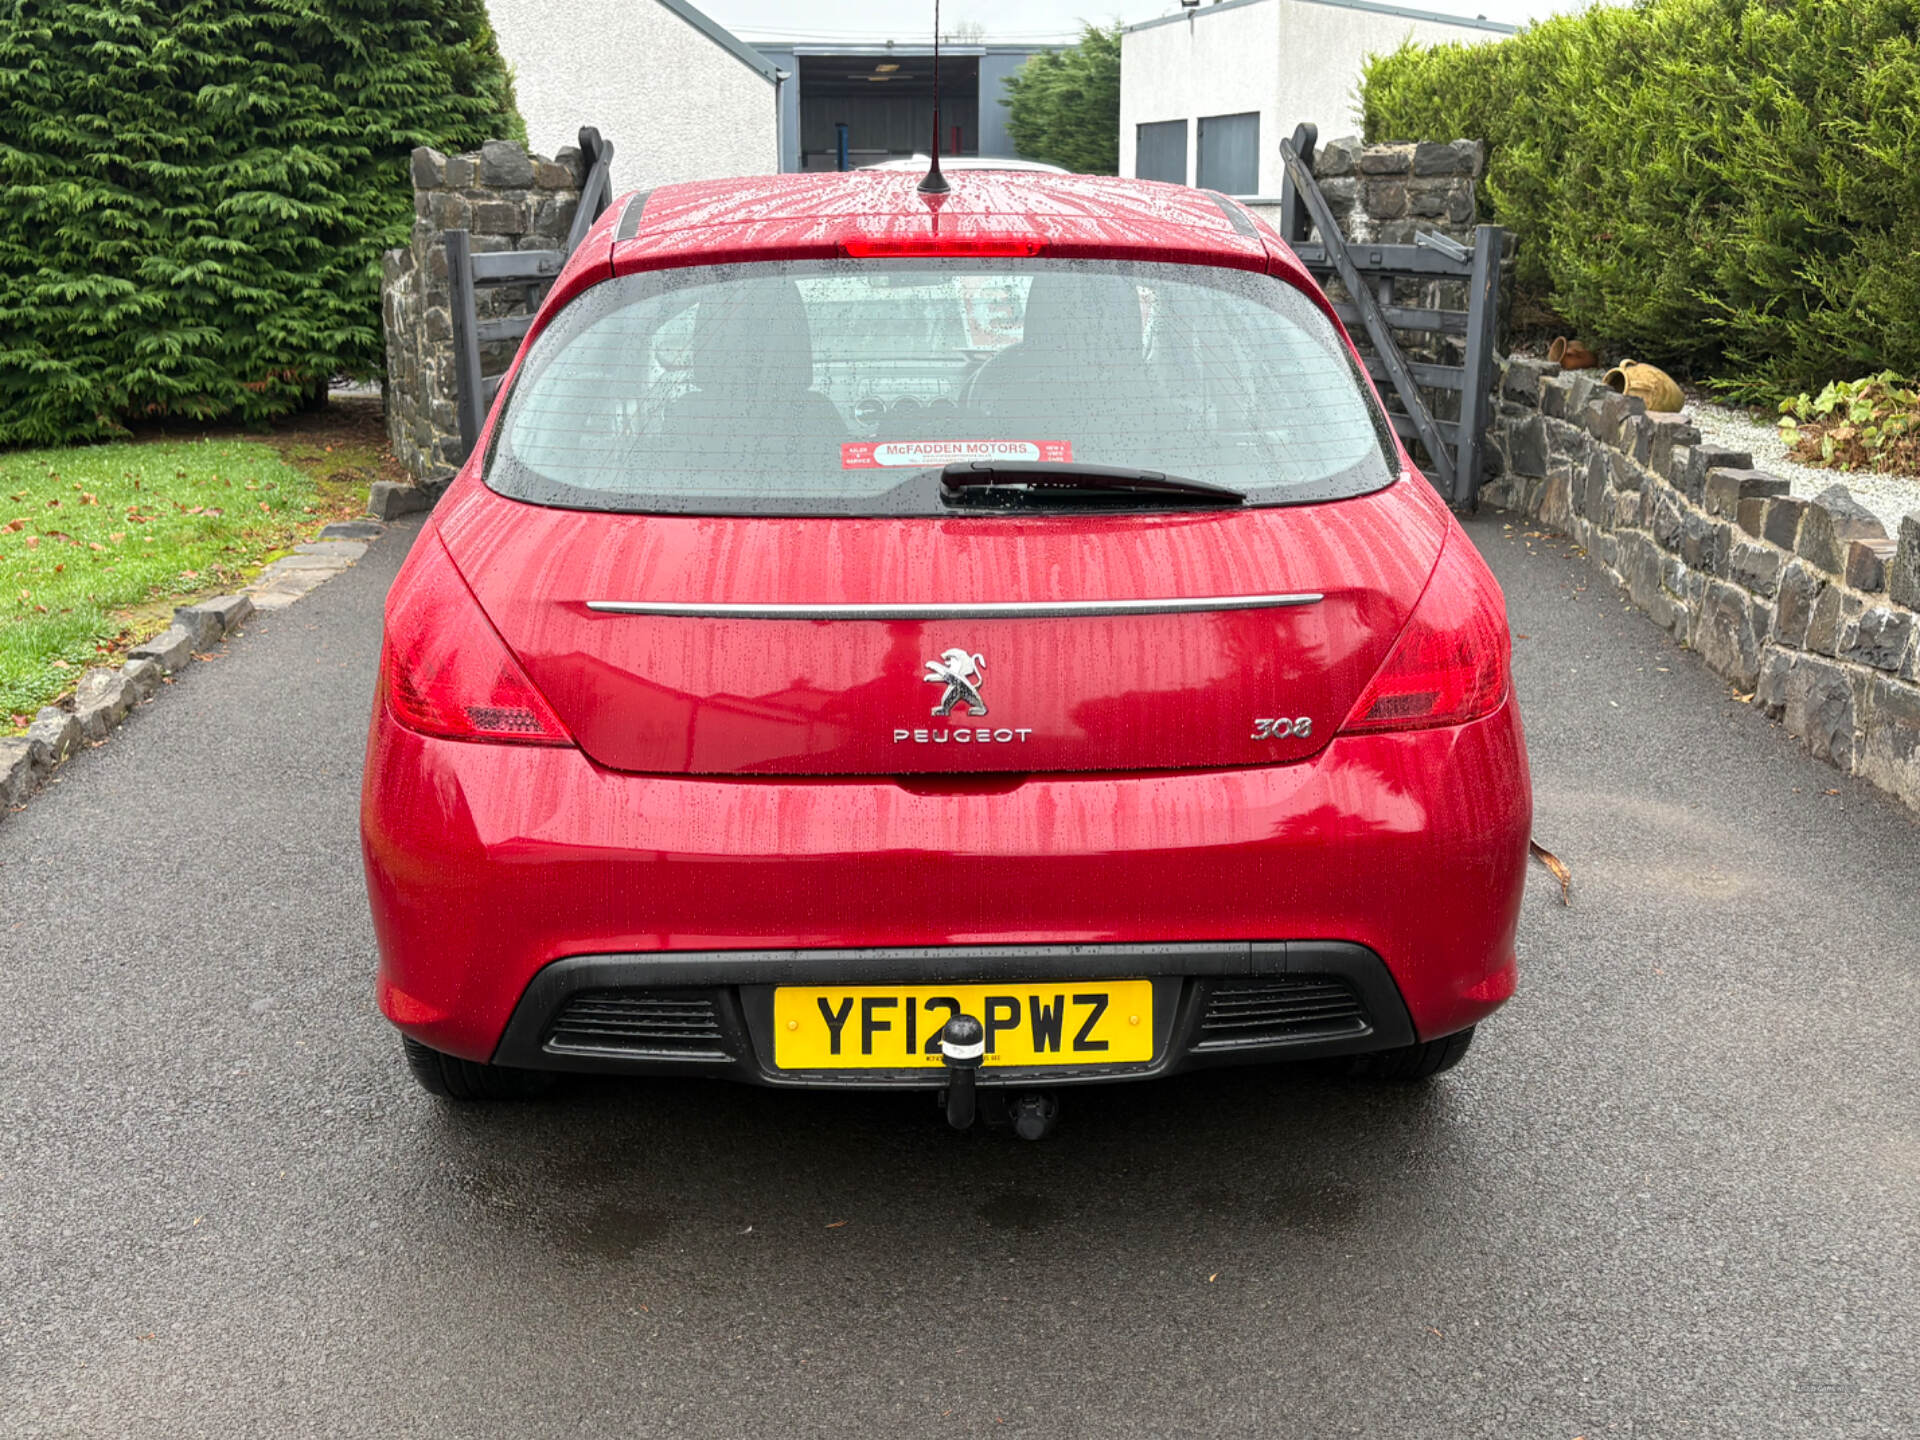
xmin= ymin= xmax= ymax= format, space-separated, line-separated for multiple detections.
xmin=1305 ymin=136 xmax=1484 ymax=246
xmin=381 ymin=139 xmax=586 ymax=484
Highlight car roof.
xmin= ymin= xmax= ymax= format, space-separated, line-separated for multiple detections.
xmin=601 ymin=171 xmax=1306 ymax=283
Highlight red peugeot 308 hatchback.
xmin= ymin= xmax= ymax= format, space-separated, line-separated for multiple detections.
xmin=361 ymin=171 xmax=1530 ymax=1114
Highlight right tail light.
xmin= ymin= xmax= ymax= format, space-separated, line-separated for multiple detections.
xmin=1340 ymin=526 xmax=1511 ymax=734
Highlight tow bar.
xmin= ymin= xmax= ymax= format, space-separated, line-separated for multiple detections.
xmin=939 ymin=1015 xmax=1061 ymax=1139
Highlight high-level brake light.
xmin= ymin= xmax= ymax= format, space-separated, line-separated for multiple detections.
xmin=840 ymin=236 xmax=1046 ymax=258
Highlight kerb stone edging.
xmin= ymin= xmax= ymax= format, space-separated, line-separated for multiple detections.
xmin=1484 ymin=358 xmax=1920 ymax=816
xmin=1 ymin=521 xmax=388 ymax=823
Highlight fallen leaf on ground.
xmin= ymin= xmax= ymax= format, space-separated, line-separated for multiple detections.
xmin=1529 ymin=839 xmax=1572 ymax=905
xmin=825 ymin=1220 xmax=847 ymax=1228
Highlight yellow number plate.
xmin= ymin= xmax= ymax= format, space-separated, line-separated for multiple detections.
xmin=773 ymin=981 xmax=1154 ymax=1070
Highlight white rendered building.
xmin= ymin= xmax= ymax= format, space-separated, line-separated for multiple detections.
xmin=1120 ymin=0 xmax=1515 ymax=197
xmin=486 ymin=0 xmax=781 ymax=195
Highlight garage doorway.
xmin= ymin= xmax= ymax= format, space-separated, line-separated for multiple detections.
xmin=797 ymin=53 xmax=981 ymax=170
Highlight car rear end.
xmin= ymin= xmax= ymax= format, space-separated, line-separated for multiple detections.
xmin=361 ymin=173 xmax=1530 ymax=1098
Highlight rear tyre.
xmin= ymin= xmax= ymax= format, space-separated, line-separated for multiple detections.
xmin=1349 ymin=1026 xmax=1474 ymax=1081
xmin=402 ymin=1036 xmax=554 ymax=1101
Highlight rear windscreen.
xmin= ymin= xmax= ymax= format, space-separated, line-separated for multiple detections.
xmin=486 ymin=258 xmax=1397 ymax=514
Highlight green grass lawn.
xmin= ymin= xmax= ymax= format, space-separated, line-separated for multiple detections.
xmin=1 ymin=435 xmax=346 ymax=722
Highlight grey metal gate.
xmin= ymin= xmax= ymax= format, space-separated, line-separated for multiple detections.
xmin=1275 ymin=123 xmax=1504 ymax=508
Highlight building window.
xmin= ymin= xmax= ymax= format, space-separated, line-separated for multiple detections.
xmin=1135 ymin=120 xmax=1188 ymax=185
xmin=1197 ymin=112 xmax=1259 ymax=195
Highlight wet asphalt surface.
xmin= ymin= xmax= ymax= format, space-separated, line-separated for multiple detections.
xmin=1 ymin=510 xmax=1916 ymax=1438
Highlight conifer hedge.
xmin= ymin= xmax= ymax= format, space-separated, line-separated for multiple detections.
xmin=1361 ymin=0 xmax=1920 ymax=402
xmin=1004 ymin=24 xmax=1122 ymax=176
xmin=0 ymin=0 xmax=522 ymax=444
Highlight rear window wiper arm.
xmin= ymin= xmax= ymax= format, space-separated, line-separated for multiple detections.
xmin=940 ymin=461 xmax=1246 ymax=506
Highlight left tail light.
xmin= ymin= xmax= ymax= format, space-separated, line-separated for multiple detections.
xmin=380 ymin=530 xmax=572 ymax=746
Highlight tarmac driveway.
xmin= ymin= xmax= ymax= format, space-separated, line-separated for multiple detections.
xmin=1 ymin=512 xmax=1914 ymax=1437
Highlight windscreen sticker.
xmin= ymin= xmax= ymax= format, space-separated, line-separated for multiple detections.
xmin=841 ymin=439 xmax=1073 ymax=469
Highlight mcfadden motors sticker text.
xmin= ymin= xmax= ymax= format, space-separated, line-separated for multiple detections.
xmin=841 ymin=439 xmax=1073 ymax=469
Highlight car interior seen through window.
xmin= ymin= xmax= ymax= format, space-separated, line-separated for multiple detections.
xmin=488 ymin=259 xmax=1396 ymax=514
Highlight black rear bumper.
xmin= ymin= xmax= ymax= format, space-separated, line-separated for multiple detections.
xmin=490 ymin=941 xmax=1416 ymax=1088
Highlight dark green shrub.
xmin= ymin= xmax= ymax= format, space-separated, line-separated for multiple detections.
xmin=1361 ymin=0 xmax=1920 ymax=402
xmin=1003 ymin=24 xmax=1121 ymax=175
xmin=0 ymin=0 xmax=521 ymax=445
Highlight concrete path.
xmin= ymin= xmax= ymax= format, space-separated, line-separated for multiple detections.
xmin=1 ymin=512 xmax=1914 ymax=1437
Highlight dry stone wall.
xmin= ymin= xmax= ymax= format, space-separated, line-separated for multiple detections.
xmin=1485 ymin=358 xmax=1920 ymax=815
xmin=382 ymin=139 xmax=585 ymax=484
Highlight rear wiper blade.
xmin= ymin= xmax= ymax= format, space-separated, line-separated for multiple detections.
xmin=940 ymin=461 xmax=1245 ymax=506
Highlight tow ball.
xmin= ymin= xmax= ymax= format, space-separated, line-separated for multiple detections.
xmin=939 ymin=1016 xmax=1061 ymax=1140
xmin=939 ymin=1014 xmax=985 ymax=1130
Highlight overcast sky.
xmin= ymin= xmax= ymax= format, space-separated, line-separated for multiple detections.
xmin=709 ymin=0 xmax=1597 ymax=45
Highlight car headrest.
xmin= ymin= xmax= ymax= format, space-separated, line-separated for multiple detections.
xmin=688 ymin=278 xmax=816 ymax=394
xmin=1017 ymin=273 xmax=1144 ymax=364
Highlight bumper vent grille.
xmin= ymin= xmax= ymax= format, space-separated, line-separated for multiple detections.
xmin=1196 ymin=976 xmax=1369 ymax=1049
xmin=546 ymin=990 xmax=731 ymax=1059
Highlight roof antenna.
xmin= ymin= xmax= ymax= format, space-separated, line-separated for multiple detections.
xmin=918 ymin=0 xmax=949 ymax=194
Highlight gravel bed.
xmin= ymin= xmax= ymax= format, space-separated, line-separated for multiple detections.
xmin=1688 ymin=397 xmax=1920 ymax=535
